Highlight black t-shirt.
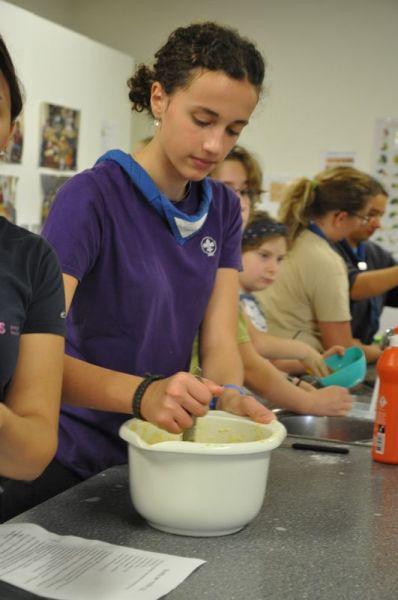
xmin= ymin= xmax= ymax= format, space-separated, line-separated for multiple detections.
xmin=0 ymin=218 xmax=66 ymax=401
xmin=334 ymin=239 xmax=398 ymax=344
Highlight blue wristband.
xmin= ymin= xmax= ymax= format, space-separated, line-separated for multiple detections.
xmin=209 ymin=384 xmax=245 ymax=410
xmin=223 ymin=384 xmax=246 ymax=395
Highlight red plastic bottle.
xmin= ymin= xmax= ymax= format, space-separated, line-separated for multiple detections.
xmin=372 ymin=333 xmax=398 ymax=464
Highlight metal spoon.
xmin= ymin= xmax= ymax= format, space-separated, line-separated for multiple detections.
xmin=182 ymin=368 xmax=203 ymax=442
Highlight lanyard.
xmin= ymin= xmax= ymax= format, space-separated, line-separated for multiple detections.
xmin=339 ymin=239 xmax=368 ymax=271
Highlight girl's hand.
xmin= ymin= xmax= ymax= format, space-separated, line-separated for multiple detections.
xmin=306 ymin=386 xmax=352 ymax=416
xmin=322 ymin=345 xmax=345 ymax=359
xmin=300 ymin=346 xmax=331 ymax=378
xmin=140 ymin=372 xmax=223 ymax=433
xmin=217 ymin=387 xmax=276 ymax=424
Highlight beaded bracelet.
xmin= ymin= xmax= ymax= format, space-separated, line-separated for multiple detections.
xmin=132 ymin=374 xmax=164 ymax=419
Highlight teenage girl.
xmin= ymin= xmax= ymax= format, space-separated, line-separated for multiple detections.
xmin=259 ymin=167 xmax=387 ymax=362
xmin=2 ymin=23 xmax=275 ymax=519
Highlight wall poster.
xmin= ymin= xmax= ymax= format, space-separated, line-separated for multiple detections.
xmin=371 ymin=118 xmax=398 ymax=259
xmin=39 ymin=103 xmax=80 ymax=171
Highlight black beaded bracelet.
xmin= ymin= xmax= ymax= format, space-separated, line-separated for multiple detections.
xmin=132 ymin=374 xmax=164 ymax=419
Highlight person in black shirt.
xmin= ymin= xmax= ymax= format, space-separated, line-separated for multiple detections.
xmin=334 ymin=191 xmax=398 ymax=346
xmin=0 ymin=34 xmax=65 ymax=489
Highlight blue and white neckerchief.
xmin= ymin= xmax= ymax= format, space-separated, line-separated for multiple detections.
xmin=96 ymin=150 xmax=212 ymax=246
xmin=307 ymin=222 xmax=329 ymax=241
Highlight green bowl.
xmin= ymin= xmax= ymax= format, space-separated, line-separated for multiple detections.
xmin=319 ymin=347 xmax=366 ymax=388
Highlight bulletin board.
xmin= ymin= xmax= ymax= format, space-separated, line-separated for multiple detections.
xmin=371 ymin=117 xmax=398 ymax=260
xmin=0 ymin=0 xmax=134 ymax=229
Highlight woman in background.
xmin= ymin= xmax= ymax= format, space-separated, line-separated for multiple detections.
xmin=258 ymin=167 xmax=385 ymax=362
xmin=0 ymin=35 xmax=65 ymax=520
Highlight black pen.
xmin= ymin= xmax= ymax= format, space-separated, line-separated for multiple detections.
xmin=291 ymin=442 xmax=350 ymax=454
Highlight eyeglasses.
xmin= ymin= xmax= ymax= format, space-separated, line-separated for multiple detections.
xmin=349 ymin=212 xmax=373 ymax=225
xmin=227 ymin=186 xmax=256 ymax=198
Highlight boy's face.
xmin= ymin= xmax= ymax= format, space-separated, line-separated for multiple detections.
xmin=239 ymin=237 xmax=287 ymax=293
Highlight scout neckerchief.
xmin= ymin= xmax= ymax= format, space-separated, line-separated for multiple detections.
xmin=307 ymin=222 xmax=329 ymax=241
xmin=96 ymin=150 xmax=212 ymax=246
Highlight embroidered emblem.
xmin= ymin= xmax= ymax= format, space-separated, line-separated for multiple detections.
xmin=200 ymin=236 xmax=217 ymax=257
xmin=10 ymin=325 xmax=20 ymax=336
xmin=0 ymin=322 xmax=5 ymax=335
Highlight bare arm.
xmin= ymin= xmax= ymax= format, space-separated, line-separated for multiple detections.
xmin=319 ymin=321 xmax=382 ymax=363
xmin=240 ymin=341 xmax=352 ymax=416
xmin=62 ymin=274 xmax=272 ymax=429
xmin=351 ymin=267 xmax=398 ymax=300
xmin=0 ymin=333 xmax=64 ymax=480
xmin=200 ymin=269 xmax=274 ymax=423
xmin=243 ymin=312 xmax=330 ymax=377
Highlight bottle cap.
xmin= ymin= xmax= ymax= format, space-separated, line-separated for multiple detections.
xmin=390 ymin=334 xmax=398 ymax=348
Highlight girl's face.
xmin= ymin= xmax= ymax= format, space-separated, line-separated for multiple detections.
xmin=211 ymin=158 xmax=251 ymax=227
xmin=0 ymin=72 xmax=13 ymax=151
xmin=239 ymin=236 xmax=287 ymax=293
xmin=151 ymin=70 xmax=258 ymax=185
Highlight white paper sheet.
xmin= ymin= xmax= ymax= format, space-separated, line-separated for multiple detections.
xmin=0 ymin=523 xmax=205 ymax=600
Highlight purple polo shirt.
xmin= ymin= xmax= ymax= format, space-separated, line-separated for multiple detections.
xmin=42 ymin=155 xmax=242 ymax=479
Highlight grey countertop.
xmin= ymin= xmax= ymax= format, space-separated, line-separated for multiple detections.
xmin=4 ymin=440 xmax=398 ymax=600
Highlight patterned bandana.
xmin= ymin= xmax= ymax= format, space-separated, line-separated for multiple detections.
xmin=96 ymin=150 xmax=212 ymax=246
xmin=243 ymin=220 xmax=287 ymax=244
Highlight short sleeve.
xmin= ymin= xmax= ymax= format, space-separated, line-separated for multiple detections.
xmin=310 ymin=252 xmax=351 ymax=322
xmin=237 ymin=311 xmax=251 ymax=344
xmin=42 ymin=171 xmax=104 ymax=281
xmin=217 ymin=185 xmax=243 ymax=271
xmin=23 ymin=241 xmax=66 ymax=336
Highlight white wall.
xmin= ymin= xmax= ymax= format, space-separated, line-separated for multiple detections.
xmin=1 ymin=0 xmax=133 ymax=227
xmin=7 ymin=0 xmax=397 ymax=181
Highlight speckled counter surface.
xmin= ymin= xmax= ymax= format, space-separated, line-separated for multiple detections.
xmin=4 ymin=441 xmax=398 ymax=600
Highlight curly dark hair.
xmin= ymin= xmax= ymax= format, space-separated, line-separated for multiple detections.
xmin=128 ymin=22 xmax=265 ymax=114
xmin=0 ymin=35 xmax=23 ymax=121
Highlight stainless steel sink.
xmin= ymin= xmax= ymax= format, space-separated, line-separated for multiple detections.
xmin=275 ymin=412 xmax=374 ymax=446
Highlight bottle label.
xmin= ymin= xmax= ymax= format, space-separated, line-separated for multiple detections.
xmin=374 ymin=424 xmax=386 ymax=454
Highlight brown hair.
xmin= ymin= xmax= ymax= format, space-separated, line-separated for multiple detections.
xmin=127 ymin=22 xmax=265 ymax=115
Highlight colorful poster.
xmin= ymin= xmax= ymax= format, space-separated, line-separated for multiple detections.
xmin=40 ymin=174 xmax=69 ymax=225
xmin=371 ymin=118 xmax=398 ymax=258
xmin=0 ymin=175 xmax=18 ymax=222
xmin=39 ymin=103 xmax=80 ymax=170
xmin=4 ymin=115 xmax=24 ymax=164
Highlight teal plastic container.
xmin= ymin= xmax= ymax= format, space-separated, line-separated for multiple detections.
xmin=319 ymin=347 xmax=366 ymax=388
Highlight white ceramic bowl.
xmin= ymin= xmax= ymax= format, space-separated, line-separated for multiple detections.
xmin=119 ymin=411 xmax=286 ymax=537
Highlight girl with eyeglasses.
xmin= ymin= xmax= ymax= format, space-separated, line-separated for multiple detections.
xmin=258 ymin=166 xmax=387 ymax=363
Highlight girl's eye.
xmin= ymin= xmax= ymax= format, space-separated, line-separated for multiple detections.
xmin=193 ymin=117 xmax=211 ymax=127
xmin=226 ymin=127 xmax=240 ymax=137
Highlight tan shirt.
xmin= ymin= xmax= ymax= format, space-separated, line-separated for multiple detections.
xmin=257 ymin=229 xmax=351 ymax=352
